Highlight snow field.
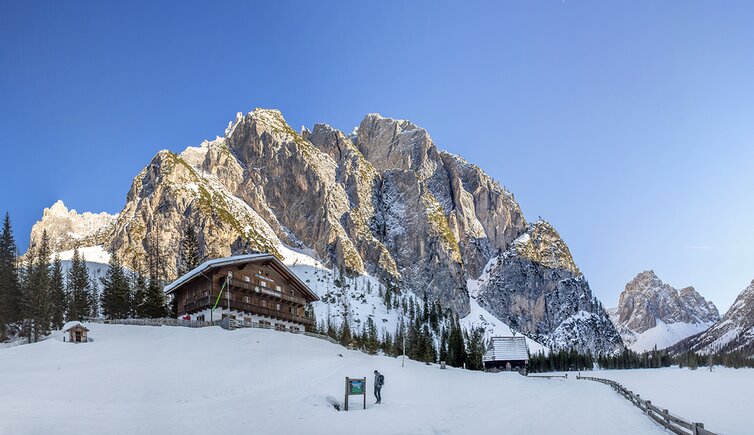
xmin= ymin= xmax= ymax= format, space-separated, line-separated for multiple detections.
xmin=0 ymin=324 xmax=665 ymax=435
xmin=595 ymin=367 xmax=754 ymax=435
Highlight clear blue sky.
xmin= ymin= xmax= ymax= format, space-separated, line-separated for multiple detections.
xmin=2 ymin=1 xmax=753 ymax=311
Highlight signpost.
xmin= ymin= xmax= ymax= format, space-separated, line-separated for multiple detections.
xmin=344 ymin=377 xmax=366 ymax=411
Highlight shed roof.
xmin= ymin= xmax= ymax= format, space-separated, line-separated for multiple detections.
xmin=162 ymin=254 xmax=319 ymax=302
xmin=63 ymin=322 xmax=89 ymax=332
xmin=483 ymin=336 xmax=529 ymax=362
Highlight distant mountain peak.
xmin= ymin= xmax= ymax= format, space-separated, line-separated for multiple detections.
xmin=610 ymin=270 xmax=720 ymax=352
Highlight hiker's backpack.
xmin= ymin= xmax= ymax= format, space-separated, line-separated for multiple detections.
xmin=379 ymin=374 xmax=385 ymax=386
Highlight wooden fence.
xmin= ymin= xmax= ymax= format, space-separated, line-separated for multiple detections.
xmin=527 ymin=374 xmax=568 ymax=379
xmin=84 ymin=317 xmax=339 ymax=345
xmin=577 ymin=375 xmax=716 ymax=435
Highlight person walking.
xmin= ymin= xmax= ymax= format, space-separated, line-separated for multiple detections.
xmin=373 ymin=370 xmax=384 ymax=404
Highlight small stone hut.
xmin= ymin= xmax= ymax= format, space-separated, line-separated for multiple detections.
xmin=64 ymin=323 xmax=89 ymax=343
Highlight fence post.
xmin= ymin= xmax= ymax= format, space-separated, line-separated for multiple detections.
xmin=663 ymin=409 xmax=669 ymax=424
xmin=693 ymin=423 xmax=704 ymax=435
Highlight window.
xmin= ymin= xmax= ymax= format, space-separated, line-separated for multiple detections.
xmin=290 ymin=307 xmax=295 ymax=314
xmin=243 ymin=276 xmax=251 ymax=283
xmin=276 ymin=303 xmax=281 ymax=311
xmin=276 ymin=285 xmax=281 ymax=292
xmin=243 ymin=296 xmax=250 ymax=303
xmin=197 ymin=315 xmax=205 ymax=322
xmin=260 ymin=281 xmax=267 ymax=288
xmin=261 ymin=300 xmax=267 ymax=308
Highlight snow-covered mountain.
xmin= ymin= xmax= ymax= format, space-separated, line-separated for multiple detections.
xmin=473 ymin=221 xmax=623 ymax=355
xmin=671 ymin=279 xmax=754 ymax=355
xmin=29 ymin=201 xmax=116 ymax=252
xmin=27 ymin=108 xmax=621 ymax=353
xmin=609 ymin=270 xmax=719 ymax=352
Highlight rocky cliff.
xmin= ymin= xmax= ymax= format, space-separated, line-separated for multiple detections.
xmin=29 ymin=200 xmax=116 ymax=251
xmin=670 ymin=279 xmax=754 ymax=355
xmin=475 ymin=221 xmax=624 ymax=354
xmin=29 ymin=108 xmax=624 ymax=353
xmin=608 ymin=271 xmax=719 ymax=352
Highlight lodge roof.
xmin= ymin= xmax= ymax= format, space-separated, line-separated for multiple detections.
xmin=483 ymin=336 xmax=529 ymax=362
xmin=162 ymin=254 xmax=319 ymax=302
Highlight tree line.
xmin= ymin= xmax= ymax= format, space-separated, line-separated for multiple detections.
xmin=316 ymin=281 xmax=488 ymax=370
xmin=0 ymin=213 xmax=181 ymax=343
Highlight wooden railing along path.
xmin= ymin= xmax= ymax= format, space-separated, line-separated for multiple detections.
xmin=577 ymin=375 xmax=716 ymax=435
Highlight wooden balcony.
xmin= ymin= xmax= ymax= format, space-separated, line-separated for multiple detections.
xmin=181 ymin=295 xmax=315 ymax=326
xmin=228 ymin=278 xmax=307 ymax=305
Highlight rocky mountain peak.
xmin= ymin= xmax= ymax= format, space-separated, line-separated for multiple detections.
xmin=610 ymin=270 xmax=720 ymax=352
xmin=30 ymin=200 xmax=117 ymax=252
xmin=511 ymin=220 xmax=580 ymax=276
xmin=671 ymin=279 xmax=754 ymax=355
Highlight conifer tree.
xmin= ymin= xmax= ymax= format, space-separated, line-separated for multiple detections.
xmin=130 ymin=260 xmax=148 ymax=318
xmin=177 ymin=223 xmax=202 ymax=276
xmin=49 ymin=254 xmax=66 ymax=329
xmin=67 ymin=248 xmax=92 ymax=321
xmin=0 ymin=213 xmax=22 ymax=337
xmin=25 ymin=231 xmax=52 ymax=341
xmin=100 ymin=251 xmax=131 ymax=319
xmin=142 ymin=236 xmax=167 ymax=318
xmin=363 ymin=316 xmax=379 ymax=354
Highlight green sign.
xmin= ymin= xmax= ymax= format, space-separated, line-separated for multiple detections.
xmin=349 ymin=380 xmax=364 ymax=394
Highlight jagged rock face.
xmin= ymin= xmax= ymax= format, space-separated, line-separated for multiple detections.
xmin=29 ymin=108 xmax=623 ymax=352
xmin=355 ymin=115 xmax=527 ymax=278
xmin=109 ymin=148 xmax=284 ymax=276
xmin=674 ymin=280 xmax=754 ymax=355
xmin=614 ymin=271 xmax=719 ymax=334
xmin=28 ymin=200 xmax=116 ymax=250
xmin=476 ymin=221 xmax=623 ymax=354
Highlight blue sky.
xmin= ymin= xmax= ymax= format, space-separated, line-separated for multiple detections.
xmin=1 ymin=1 xmax=753 ymax=311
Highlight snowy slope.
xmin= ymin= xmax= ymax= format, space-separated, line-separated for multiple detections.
xmin=56 ymin=245 xmax=112 ymax=284
xmin=596 ymin=368 xmax=754 ymax=435
xmin=614 ymin=317 xmax=714 ymax=353
xmin=0 ymin=323 xmax=665 ymax=435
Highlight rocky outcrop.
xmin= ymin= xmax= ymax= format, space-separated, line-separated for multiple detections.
xmin=609 ymin=271 xmax=720 ymax=351
xmin=28 ymin=200 xmax=116 ymax=250
xmin=476 ymin=221 xmax=623 ymax=354
xmin=671 ymin=280 xmax=754 ymax=355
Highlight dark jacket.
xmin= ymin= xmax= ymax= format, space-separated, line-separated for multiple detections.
xmin=374 ymin=372 xmax=384 ymax=388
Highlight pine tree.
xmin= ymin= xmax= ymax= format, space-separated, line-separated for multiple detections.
xmin=177 ymin=223 xmax=202 ymax=276
xmin=100 ymin=251 xmax=132 ymax=319
xmin=447 ymin=315 xmax=466 ymax=367
xmin=142 ymin=236 xmax=167 ymax=318
xmin=0 ymin=213 xmax=22 ymax=338
xmin=49 ymin=254 xmax=66 ymax=329
xmin=25 ymin=231 xmax=52 ymax=342
xmin=130 ymin=260 xmax=148 ymax=318
xmin=66 ymin=248 xmax=92 ymax=321
xmin=363 ymin=316 xmax=379 ymax=354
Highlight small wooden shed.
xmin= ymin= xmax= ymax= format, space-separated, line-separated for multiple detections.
xmin=64 ymin=323 xmax=89 ymax=343
xmin=483 ymin=336 xmax=529 ymax=373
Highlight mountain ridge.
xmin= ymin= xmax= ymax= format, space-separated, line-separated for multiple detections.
xmin=28 ymin=107 xmax=622 ymax=353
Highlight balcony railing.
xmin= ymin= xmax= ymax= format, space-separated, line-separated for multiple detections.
xmin=227 ymin=278 xmax=307 ymax=305
xmin=181 ymin=295 xmax=315 ymax=326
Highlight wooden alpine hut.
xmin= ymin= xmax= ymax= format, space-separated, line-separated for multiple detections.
xmin=483 ymin=336 xmax=530 ymax=373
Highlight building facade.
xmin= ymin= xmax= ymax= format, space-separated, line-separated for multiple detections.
xmin=164 ymin=254 xmax=319 ymax=332
xmin=483 ymin=336 xmax=530 ymax=372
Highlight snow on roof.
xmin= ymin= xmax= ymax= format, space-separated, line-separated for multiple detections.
xmin=483 ymin=336 xmax=529 ymax=362
xmin=63 ymin=321 xmax=89 ymax=332
xmin=163 ymin=254 xmax=319 ymax=302
xmin=163 ymin=254 xmax=273 ymax=294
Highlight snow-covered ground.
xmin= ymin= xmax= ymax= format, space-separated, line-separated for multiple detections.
xmin=627 ymin=320 xmax=714 ymax=353
xmin=595 ymin=367 xmax=754 ymax=435
xmin=0 ymin=323 xmax=665 ymax=435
